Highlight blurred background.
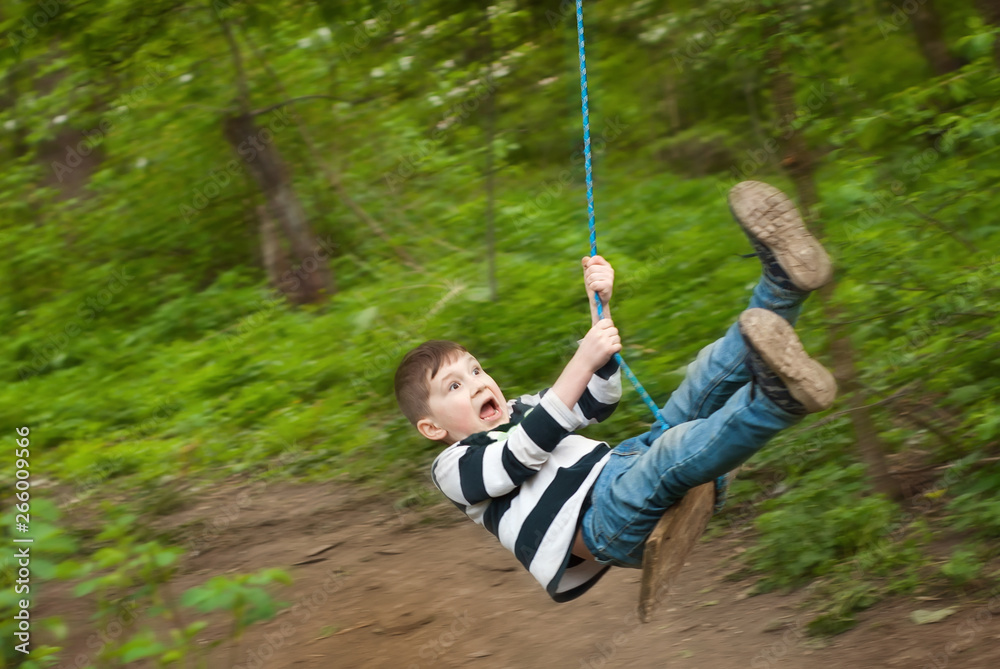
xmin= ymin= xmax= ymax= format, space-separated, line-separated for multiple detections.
xmin=2 ymin=0 xmax=999 ymax=667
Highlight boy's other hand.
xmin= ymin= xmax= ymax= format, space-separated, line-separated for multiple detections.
xmin=581 ymin=255 xmax=614 ymax=306
xmin=578 ymin=318 xmax=621 ymax=372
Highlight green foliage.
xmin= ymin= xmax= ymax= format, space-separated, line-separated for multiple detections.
xmin=180 ymin=569 xmax=292 ymax=637
xmin=802 ymin=521 xmax=930 ymax=636
xmin=2 ymin=0 xmax=1000 ymax=654
xmin=0 ymin=499 xmax=74 ymax=668
xmin=59 ymin=508 xmax=289 ymax=668
xmin=947 ymin=466 xmax=1000 ymax=537
xmin=805 ymin=581 xmax=881 ymax=636
xmin=746 ymin=463 xmax=900 ymax=589
xmin=940 ymin=545 xmax=985 ymax=586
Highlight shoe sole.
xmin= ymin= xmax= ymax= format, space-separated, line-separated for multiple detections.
xmin=728 ymin=181 xmax=833 ymax=292
xmin=738 ymin=308 xmax=837 ymax=413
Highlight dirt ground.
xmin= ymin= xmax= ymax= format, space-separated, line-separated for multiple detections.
xmin=41 ymin=479 xmax=1000 ymax=669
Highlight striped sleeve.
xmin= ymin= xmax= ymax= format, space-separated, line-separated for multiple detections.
xmin=570 ymin=356 xmax=622 ymax=426
xmin=431 ymin=391 xmax=583 ymax=506
xmin=519 ymin=354 xmax=621 ymax=428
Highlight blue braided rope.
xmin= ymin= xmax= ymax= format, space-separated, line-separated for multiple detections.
xmin=574 ymin=0 xmax=729 ymax=512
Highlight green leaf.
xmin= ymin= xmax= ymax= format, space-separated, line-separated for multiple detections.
xmin=910 ymin=608 xmax=958 ymax=625
xmin=73 ymin=578 xmax=99 ymax=597
xmin=117 ymin=629 xmax=168 ymax=662
xmin=54 ymin=559 xmax=90 ymax=580
xmin=43 ymin=616 xmax=68 ymax=641
xmin=153 ymin=549 xmax=179 ymax=568
xmin=160 ymin=649 xmax=185 ymax=663
xmin=352 ymin=306 xmax=379 ymax=332
xmin=185 ymin=620 xmax=209 ymax=636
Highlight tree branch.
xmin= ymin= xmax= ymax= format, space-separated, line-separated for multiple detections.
xmin=905 ymin=203 xmax=977 ymax=254
xmin=824 ymin=304 xmax=922 ymax=326
xmin=238 ymin=27 xmax=424 ymax=273
xmin=867 ymin=280 xmax=933 ymax=292
xmin=212 ymin=2 xmax=251 ymax=114
xmin=890 ymin=456 xmax=1000 ymax=476
xmin=798 ymin=383 xmax=917 ymax=432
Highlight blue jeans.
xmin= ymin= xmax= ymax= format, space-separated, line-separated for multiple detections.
xmin=580 ymin=274 xmax=809 ymax=568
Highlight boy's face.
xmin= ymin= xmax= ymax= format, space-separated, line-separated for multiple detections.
xmin=416 ymin=351 xmax=509 ymax=443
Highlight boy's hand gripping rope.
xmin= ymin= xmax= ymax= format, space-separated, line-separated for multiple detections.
xmin=574 ymin=0 xmax=729 ymax=511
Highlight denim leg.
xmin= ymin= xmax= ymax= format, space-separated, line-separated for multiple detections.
xmin=657 ymin=274 xmax=809 ymax=428
xmin=579 ymin=274 xmax=812 ymax=566
xmin=582 ymin=382 xmax=803 ymax=567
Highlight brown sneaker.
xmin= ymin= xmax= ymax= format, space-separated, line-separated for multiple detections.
xmin=728 ymin=181 xmax=833 ymax=292
xmin=738 ymin=308 xmax=837 ymax=414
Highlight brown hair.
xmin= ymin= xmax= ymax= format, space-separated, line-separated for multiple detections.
xmin=394 ymin=340 xmax=468 ymax=427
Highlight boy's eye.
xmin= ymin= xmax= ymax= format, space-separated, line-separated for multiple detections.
xmin=473 ymin=367 xmax=480 ymax=375
xmin=449 ymin=382 xmax=460 ymax=391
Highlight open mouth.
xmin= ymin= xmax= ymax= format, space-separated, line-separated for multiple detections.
xmin=479 ymin=397 xmax=501 ymax=421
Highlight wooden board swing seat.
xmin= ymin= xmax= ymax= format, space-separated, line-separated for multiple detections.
xmin=637 ymin=470 xmax=739 ymax=623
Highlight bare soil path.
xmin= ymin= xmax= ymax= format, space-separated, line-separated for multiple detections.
xmin=42 ymin=479 xmax=1000 ymax=668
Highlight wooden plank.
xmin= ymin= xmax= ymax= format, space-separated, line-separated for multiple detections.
xmin=637 ymin=481 xmax=716 ymax=623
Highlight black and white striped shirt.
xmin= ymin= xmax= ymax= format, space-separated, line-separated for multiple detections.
xmin=430 ymin=358 xmax=621 ymax=601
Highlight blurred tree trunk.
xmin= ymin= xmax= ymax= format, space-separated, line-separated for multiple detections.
xmin=238 ymin=27 xmax=423 ymax=274
xmin=256 ymin=205 xmax=297 ymax=299
xmin=215 ymin=10 xmax=333 ymax=304
xmin=975 ymin=0 xmax=1000 ymax=66
xmin=223 ymin=113 xmax=333 ymax=303
xmin=768 ymin=46 xmax=903 ymax=501
xmin=910 ymin=0 xmax=965 ymax=74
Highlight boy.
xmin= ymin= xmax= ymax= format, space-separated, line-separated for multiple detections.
xmin=394 ymin=181 xmax=837 ymax=602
